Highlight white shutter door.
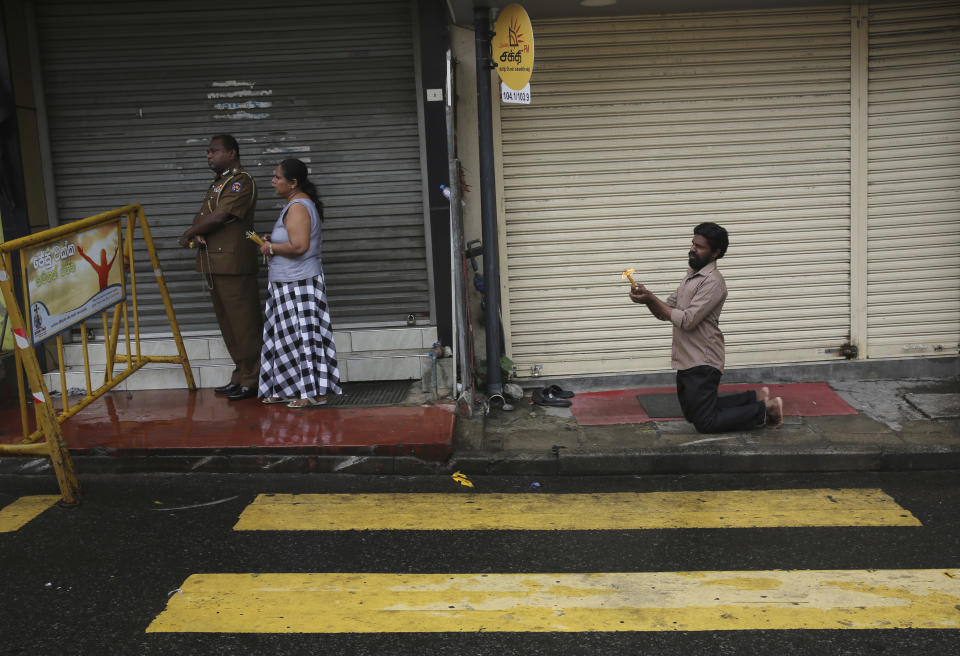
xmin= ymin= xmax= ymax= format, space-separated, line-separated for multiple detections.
xmin=34 ymin=0 xmax=430 ymax=334
xmin=866 ymin=0 xmax=960 ymax=359
xmin=498 ymin=7 xmax=854 ymax=378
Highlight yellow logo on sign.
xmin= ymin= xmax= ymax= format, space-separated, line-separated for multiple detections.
xmin=494 ymin=4 xmax=534 ymax=91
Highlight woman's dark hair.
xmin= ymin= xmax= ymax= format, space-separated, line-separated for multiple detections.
xmin=693 ymin=222 xmax=729 ymax=259
xmin=280 ymin=158 xmax=324 ymax=221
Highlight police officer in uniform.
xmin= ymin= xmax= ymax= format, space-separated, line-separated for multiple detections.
xmin=179 ymin=134 xmax=261 ymax=400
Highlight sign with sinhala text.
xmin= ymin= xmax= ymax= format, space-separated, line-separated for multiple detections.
xmin=494 ymin=4 xmax=534 ymax=92
xmin=24 ymin=220 xmax=125 ymax=344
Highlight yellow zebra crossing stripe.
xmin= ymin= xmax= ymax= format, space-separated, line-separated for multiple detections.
xmin=0 ymin=495 xmax=60 ymax=532
xmin=147 ymin=569 xmax=960 ymax=633
xmin=233 ymin=489 xmax=921 ymax=531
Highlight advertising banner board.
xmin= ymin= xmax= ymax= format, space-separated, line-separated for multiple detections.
xmin=24 ymin=219 xmax=125 ymax=344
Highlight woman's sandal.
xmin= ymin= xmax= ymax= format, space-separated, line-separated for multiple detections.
xmin=261 ymin=397 xmax=291 ymax=405
xmin=286 ymin=396 xmax=329 ymax=409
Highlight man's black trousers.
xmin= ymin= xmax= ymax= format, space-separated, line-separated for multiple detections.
xmin=676 ymin=365 xmax=765 ymax=433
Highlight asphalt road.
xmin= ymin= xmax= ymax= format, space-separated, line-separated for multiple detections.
xmin=1 ymin=470 xmax=958 ymax=655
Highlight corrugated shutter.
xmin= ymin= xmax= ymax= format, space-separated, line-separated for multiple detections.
xmin=866 ymin=0 xmax=960 ymax=359
xmin=33 ymin=0 xmax=431 ymax=334
xmin=499 ymin=6 xmax=854 ymax=378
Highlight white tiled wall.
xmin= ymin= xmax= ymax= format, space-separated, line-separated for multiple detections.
xmin=47 ymin=326 xmax=441 ymax=389
xmin=61 ymin=327 xmax=438 ymax=364
xmin=62 ymin=337 xmax=214 ymax=366
xmin=343 ymin=356 xmax=422 ymax=383
xmin=350 ymin=329 xmax=424 ymax=352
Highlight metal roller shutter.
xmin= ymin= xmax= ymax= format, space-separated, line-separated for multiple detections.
xmin=33 ymin=0 xmax=431 ymax=334
xmin=498 ymin=6 xmax=853 ymax=379
xmin=866 ymin=0 xmax=960 ymax=359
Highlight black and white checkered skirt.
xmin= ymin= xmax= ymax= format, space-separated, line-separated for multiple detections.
xmin=258 ymin=275 xmax=342 ymax=400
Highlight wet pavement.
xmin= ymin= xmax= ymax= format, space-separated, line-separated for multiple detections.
xmin=0 ymin=374 xmax=957 ymax=478
xmin=0 ymin=388 xmax=456 ymax=473
xmin=453 ymin=377 xmax=960 ymax=476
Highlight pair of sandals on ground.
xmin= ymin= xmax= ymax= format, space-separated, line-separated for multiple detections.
xmin=532 ymin=384 xmax=575 ymax=407
xmin=262 ymin=395 xmax=328 ymax=409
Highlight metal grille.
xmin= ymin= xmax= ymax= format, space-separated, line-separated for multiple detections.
xmin=498 ymin=6 xmax=853 ymax=378
xmin=865 ymin=0 xmax=960 ymax=359
xmin=327 ymin=380 xmax=412 ymax=407
xmin=33 ymin=0 xmax=432 ymax=334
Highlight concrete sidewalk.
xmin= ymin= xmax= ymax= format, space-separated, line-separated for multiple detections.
xmin=452 ymin=376 xmax=960 ymax=476
xmin=1 ymin=360 xmax=957 ymax=478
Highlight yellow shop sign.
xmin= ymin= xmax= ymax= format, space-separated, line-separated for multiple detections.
xmin=493 ymin=4 xmax=534 ymax=91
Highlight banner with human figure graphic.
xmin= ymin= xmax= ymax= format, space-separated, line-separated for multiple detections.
xmin=24 ymin=219 xmax=124 ymax=343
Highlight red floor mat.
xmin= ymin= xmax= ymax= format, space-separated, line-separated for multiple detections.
xmin=569 ymin=382 xmax=856 ymax=426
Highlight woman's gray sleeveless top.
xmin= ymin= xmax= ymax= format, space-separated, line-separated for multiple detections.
xmin=268 ymin=198 xmax=323 ymax=283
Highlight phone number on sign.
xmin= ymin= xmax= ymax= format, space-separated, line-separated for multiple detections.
xmin=502 ymin=89 xmax=530 ymax=103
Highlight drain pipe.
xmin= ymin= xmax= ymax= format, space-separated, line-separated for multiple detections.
xmin=444 ymin=49 xmax=471 ymax=405
xmin=474 ymin=7 xmax=503 ymax=400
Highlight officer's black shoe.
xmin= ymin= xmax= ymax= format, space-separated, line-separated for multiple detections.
xmin=214 ymin=382 xmax=241 ymax=395
xmin=227 ymin=386 xmax=257 ymax=401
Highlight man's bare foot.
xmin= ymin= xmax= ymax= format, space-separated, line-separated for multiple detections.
xmin=756 ymin=386 xmax=770 ymax=403
xmin=765 ymin=396 xmax=783 ymax=428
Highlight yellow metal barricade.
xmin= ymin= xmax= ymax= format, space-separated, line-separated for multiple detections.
xmin=0 ymin=203 xmax=195 ymax=505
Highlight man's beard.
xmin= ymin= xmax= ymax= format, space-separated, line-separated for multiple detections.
xmin=688 ymin=251 xmax=710 ymax=270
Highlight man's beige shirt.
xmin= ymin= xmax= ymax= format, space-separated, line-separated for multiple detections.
xmin=666 ymin=260 xmax=728 ymax=372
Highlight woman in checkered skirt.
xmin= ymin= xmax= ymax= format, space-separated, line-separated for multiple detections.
xmin=257 ymin=158 xmax=341 ymax=408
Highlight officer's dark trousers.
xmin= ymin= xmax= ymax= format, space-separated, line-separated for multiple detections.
xmin=676 ymin=365 xmax=765 ymax=434
xmin=210 ymin=273 xmax=263 ymax=388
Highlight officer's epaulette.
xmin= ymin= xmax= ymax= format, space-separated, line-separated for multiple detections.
xmin=215 ymin=168 xmax=257 ymax=206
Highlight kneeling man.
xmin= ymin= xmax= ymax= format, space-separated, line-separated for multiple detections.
xmin=630 ymin=222 xmax=782 ymax=432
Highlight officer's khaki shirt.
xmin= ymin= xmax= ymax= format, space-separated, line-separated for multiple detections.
xmin=665 ymin=260 xmax=728 ymax=372
xmin=194 ymin=166 xmax=258 ymax=275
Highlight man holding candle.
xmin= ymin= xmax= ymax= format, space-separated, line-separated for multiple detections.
xmin=629 ymin=222 xmax=783 ymax=432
